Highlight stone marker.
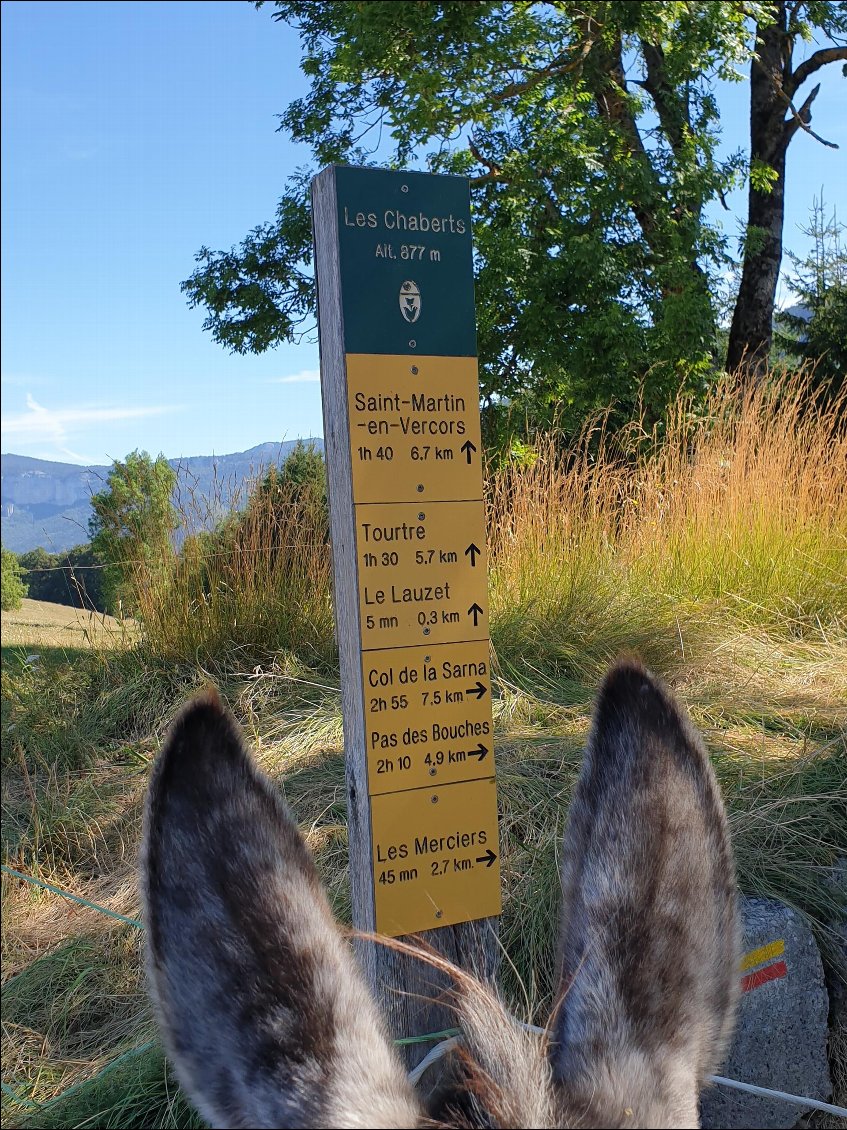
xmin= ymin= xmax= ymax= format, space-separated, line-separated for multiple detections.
xmin=700 ymin=896 xmax=832 ymax=1129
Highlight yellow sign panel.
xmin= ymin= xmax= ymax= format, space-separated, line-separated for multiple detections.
xmin=364 ymin=640 xmax=494 ymax=795
xmin=371 ymin=777 xmax=501 ymax=936
xmin=347 ymin=354 xmax=484 ymax=504
xmin=356 ymin=501 xmax=489 ymax=649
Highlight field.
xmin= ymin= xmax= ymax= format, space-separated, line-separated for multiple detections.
xmin=2 ymin=598 xmax=135 ymax=655
xmin=1 ymin=373 xmax=846 ymax=1128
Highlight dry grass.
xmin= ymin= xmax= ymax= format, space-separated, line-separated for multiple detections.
xmin=1 ymin=599 xmax=137 ymax=654
xmin=2 ymin=651 xmax=843 ymax=1126
xmin=489 ymin=372 xmax=847 ymax=683
xmin=1 ymin=369 xmax=846 ymax=1126
xmin=126 ymin=472 xmax=333 ymax=668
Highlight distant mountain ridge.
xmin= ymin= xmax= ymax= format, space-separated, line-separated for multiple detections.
xmin=0 ymin=440 xmax=323 ymax=554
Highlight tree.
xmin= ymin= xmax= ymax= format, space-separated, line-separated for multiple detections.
xmin=216 ymin=440 xmax=327 ymax=549
xmin=261 ymin=439 xmax=326 ymax=505
xmin=88 ymin=451 xmax=178 ymax=614
xmin=18 ymin=544 xmax=108 ymax=612
xmin=725 ymin=2 xmax=847 ymax=378
xmin=185 ymin=3 xmax=845 ymax=426
xmin=1 ymin=546 xmax=27 ymax=611
xmin=184 ymin=2 xmax=771 ymax=436
xmin=15 ymin=547 xmax=57 ymax=603
xmin=776 ymin=196 xmax=847 ymax=397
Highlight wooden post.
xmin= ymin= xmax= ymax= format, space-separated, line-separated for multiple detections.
xmin=312 ymin=165 xmax=499 ymax=1066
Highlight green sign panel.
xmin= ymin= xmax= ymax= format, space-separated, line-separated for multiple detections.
xmin=334 ymin=166 xmax=477 ymax=357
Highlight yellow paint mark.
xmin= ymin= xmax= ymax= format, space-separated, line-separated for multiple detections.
xmin=740 ymin=938 xmax=785 ymax=972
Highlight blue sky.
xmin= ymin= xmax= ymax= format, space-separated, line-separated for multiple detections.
xmin=2 ymin=1 xmax=845 ymax=466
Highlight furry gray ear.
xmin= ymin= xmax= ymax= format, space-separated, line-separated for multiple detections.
xmin=549 ymin=660 xmax=739 ymax=1129
xmin=141 ymin=670 xmax=739 ymax=1129
xmin=140 ymin=690 xmax=422 ymax=1130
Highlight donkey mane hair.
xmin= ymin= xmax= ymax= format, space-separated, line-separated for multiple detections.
xmin=140 ymin=658 xmax=739 ymax=1129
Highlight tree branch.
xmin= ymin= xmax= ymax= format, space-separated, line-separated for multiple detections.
xmin=468 ymin=138 xmax=505 ymax=186
xmin=787 ymin=0 xmax=804 ymax=27
xmin=786 ymin=45 xmax=847 ymax=97
xmin=490 ymin=27 xmax=598 ymax=104
xmin=638 ymin=38 xmax=690 ymax=157
xmin=782 ymin=82 xmax=839 ymax=148
xmin=585 ymin=31 xmax=662 ymax=244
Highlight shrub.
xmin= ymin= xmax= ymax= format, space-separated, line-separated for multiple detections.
xmin=1 ymin=546 xmax=28 ymax=610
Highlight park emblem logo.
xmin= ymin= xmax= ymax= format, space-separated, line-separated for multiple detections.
xmin=399 ymin=279 xmax=421 ymax=323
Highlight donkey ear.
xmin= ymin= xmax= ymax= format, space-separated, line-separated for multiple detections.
xmin=549 ymin=660 xmax=739 ymax=1129
xmin=140 ymin=691 xmax=421 ymax=1130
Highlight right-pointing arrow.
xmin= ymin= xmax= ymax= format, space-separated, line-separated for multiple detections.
xmin=467 ymin=743 xmax=489 ymax=761
xmin=475 ymin=848 xmax=497 ymax=868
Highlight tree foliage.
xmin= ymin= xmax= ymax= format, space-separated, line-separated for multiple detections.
xmin=1 ymin=546 xmax=28 ymax=611
xmin=184 ymin=1 xmax=846 ymax=434
xmin=776 ymin=196 xmax=847 ymax=398
xmin=213 ymin=440 xmax=327 ymax=551
xmin=253 ymin=439 xmax=326 ymax=508
xmin=184 ymin=2 xmax=761 ymax=432
xmin=88 ymin=451 xmax=178 ymax=614
xmin=725 ymin=1 xmax=847 ymax=377
xmin=17 ymin=544 xmax=107 ymax=613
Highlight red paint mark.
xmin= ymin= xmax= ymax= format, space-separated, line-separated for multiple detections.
xmin=741 ymin=958 xmax=788 ymax=993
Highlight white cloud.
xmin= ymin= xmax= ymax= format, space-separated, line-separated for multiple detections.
xmin=57 ymin=445 xmax=102 ymax=465
xmin=268 ymin=369 xmax=321 ymax=384
xmin=1 ymin=371 xmax=50 ymax=389
xmin=1 ymin=395 xmax=177 ymax=447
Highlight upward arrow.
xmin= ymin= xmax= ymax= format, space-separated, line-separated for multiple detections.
xmin=465 ymin=543 xmax=481 ymax=567
xmin=460 ymin=440 xmax=477 ymax=465
xmin=468 ymin=602 xmax=484 ymax=626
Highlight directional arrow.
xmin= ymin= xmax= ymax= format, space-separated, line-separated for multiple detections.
xmin=467 ymin=602 xmax=484 ymax=626
xmin=460 ymin=440 xmax=477 ymax=465
xmin=475 ymin=848 xmax=497 ymax=868
xmin=465 ymin=542 xmax=481 ymax=567
xmin=466 ymin=681 xmax=487 ymax=700
xmin=467 ymin=743 xmax=489 ymax=762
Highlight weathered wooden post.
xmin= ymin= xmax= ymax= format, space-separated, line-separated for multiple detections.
xmin=312 ymin=166 xmax=500 ymax=1064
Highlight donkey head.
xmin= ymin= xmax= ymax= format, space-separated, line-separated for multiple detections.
xmin=140 ymin=659 xmax=738 ymax=1129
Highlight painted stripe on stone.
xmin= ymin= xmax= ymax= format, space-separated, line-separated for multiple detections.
xmin=740 ymin=938 xmax=785 ymax=972
xmin=741 ymin=958 xmax=788 ymax=993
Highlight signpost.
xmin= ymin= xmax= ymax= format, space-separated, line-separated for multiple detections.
xmin=312 ymin=165 xmax=499 ymax=1057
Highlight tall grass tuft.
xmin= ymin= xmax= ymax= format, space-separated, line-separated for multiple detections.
xmin=127 ymin=471 xmax=335 ymax=669
xmin=488 ymin=371 xmax=847 ymax=683
xmin=103 ymin=368 xmax=846 ymax=680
